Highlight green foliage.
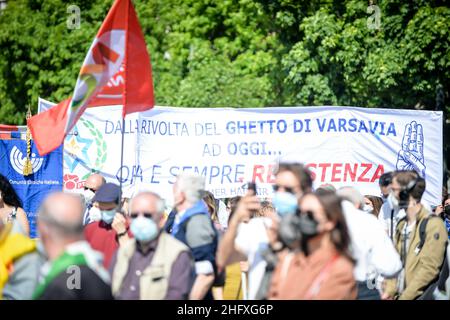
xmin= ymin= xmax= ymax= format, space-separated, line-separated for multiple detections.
xmin=279 ymin=0 xmax=450 ymax=110
xmin=0 ymin=0 xmax=448 ymax=124
xmin=0 ymin=0 xmax=111 ymax=123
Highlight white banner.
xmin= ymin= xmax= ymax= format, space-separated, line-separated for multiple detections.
xmin=38 ymin=99 xmax=443 ymax=206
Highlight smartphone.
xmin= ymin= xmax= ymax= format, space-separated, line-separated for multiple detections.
xmin=247 ymin=182 xmax=257 ymax=195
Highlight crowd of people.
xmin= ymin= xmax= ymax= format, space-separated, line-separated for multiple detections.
xmin=0 ymin=164 xmax=449 ymax=300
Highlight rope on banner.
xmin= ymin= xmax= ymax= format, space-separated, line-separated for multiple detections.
xmin=23 ymin=105 xmax=33 ymax=176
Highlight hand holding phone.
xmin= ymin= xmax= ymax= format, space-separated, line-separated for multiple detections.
xmin=247 ymin=182 xmax=257 ymax=195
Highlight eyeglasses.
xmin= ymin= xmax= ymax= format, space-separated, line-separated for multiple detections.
xmin=130 ymin=212 xmax=154 ymax=219
xmin=84 ymin=186 xmax=96 ymax=193
xmin=273 ymin=184 xmax=297 ymax=195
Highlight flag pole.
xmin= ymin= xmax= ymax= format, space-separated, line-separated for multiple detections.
xmin=118 ymin=116 xmax=125 ymax=211
xmin=118 ymin=0 xmax=130 ymax=213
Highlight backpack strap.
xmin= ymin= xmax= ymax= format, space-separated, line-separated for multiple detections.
xmin=395 ymin=216 xmax=407 ymax=245
xmin=416 ymin=217 xmax=429 ymax=254
xmin=416 ymin=215 xmax=440 ymax=254
xmin=390 ymin=209 xmax=395 ymax=241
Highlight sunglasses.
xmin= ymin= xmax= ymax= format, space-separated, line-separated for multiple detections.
xmin=130 ymin=212 xmax=154 ymax=219
xmin=273 ymin=184 xmax=296 ymax=195
xmin=299 ymin=210 xmax=315 ymax=218
xmin=84 ymin=186 xmax=96 ymax=193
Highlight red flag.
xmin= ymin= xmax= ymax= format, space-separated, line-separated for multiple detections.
xmin=27 ymin=0 xmax=154 ymax=156
xmin=87 ymin=64 xmax=125 ymax=107
xmin=27 ymin=99 xmax=70 ymax=155
xmin=122 ymin=1 xmax=154 ymax=117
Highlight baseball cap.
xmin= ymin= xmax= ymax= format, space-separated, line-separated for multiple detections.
xmin=92 ymin=183 xmax=121 ymax=204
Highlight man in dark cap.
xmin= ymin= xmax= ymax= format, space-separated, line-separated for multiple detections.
xmin=84 ymin=183 xmax=130 ymax=268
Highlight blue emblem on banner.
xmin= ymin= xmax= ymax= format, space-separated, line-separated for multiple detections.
xmin=0 ymin=140 xmax=63 ymax=238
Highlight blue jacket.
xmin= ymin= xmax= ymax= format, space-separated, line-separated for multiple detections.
xmin=171 ymin=200 xmax=218 ymax=272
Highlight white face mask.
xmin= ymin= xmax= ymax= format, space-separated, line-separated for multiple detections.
xmin=387 ymin=191 xmax=400 ymax=210
xmin=83 ymin=189 xmax=95 ymax=203
xmin=89 ymin=206 xmax=102 ymax=222
xmin=363 ymin=204 xmax=374 ymax=214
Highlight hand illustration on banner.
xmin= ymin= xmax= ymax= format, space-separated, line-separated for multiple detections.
xmin=396 ymin=121 xmax=426 ymax=178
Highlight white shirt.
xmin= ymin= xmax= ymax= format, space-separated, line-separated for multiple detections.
xmin=217 ymin=200 xmax=229 ymax=230
xmin=235 ymin=217 xmax=271 ymax=300
xmin=378 ymin=201 xmax=406 ymax=240
xmin=341 ymin=201 xmax=402 ymax=282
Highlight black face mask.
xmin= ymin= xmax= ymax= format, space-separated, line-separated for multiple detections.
xmin=278 ymin=213 xmax=303 ymax=250
xmin=298 ymin=212 xmax=319 ymax=238
xmin=444 ymin=205 xmax=450 ymax=217
xmin=298 ymin=212 xmax=320 ymax=256
xmin=277 ymin=210 xmax=320 ymax=253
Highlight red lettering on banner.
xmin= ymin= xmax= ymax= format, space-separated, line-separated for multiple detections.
xmin=357 ymin=163 xmax=372 ymax=182
xmin=252 ymin=165 xmax=265 ymax=183
xmin=318 ymin=163 xmax=331 ymax=181
xmin=267 ymin=164 xmax=276 ymax=183
xmin=344 ymin=163 xmax=357 ymax=182
xmin=252 ymin=163 xmax=384 ymax=184
xmin=371 ymin=164 xmax=384 ymax=182
xmin=331 ymin=163 xmax=342 ymax=182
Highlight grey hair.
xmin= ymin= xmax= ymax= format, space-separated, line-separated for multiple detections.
xmin=336 ymin=187 xmax=365 ymax=209
xmin=175 ymin=174 xmax=205 ymax=204
xmin=129 ymin=191 xmax=165 ymax=217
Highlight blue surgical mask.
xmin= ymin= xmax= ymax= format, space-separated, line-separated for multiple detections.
xmin=101 ymin=209 xmax=116 ymax=224
xmin=130 ymin=216 xmax=158 ymax=243
xmin=272 ymin=191 xmax=298 ymax=216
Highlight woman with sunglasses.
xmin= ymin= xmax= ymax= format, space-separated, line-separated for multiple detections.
xmin=268 ymin=191 xmax=356 ymax=300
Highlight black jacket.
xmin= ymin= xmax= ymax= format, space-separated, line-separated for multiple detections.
xmin=38 ymin=265 xmax=113 ymax=300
